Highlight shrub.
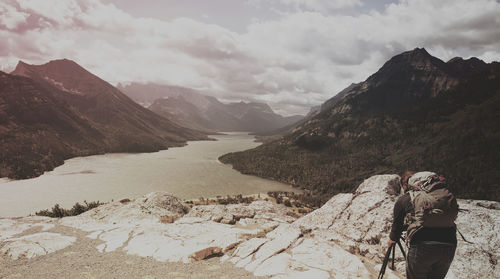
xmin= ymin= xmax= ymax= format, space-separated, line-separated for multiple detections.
xmin=35 ymin=200 xmax=104 ymax=218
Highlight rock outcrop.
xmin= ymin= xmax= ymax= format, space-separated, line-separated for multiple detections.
xmin=1 ymin=175 xmax=498 ymax=278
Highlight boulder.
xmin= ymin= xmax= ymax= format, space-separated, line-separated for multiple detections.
xmin=141 ymin=192 xmax=189 ymax=216
xmin=191 ymin=246 xmax=223 ymax=261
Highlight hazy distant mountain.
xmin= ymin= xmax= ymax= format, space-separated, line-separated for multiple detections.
xmin=2 ymin=59 xmax=207 ymax=179
xmin=148 ymin=96 xmax=219 ymax=132
xmin=220 ymin=48 xmax=500 ymax=201
xmin=119 ymin=82 xmax=304 ymax=133
xmin=117 ymin=83 xmax=209 ymax=108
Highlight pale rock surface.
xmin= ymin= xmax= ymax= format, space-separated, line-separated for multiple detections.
xmin=1 ymin=232 xmax=75 ymax=259
xmin=1 ymin=177 xmax=498 ymax=279
xmin=447 ymin=199 xmax=500 ymax=279
xmin=289 ymin=238 xmax=371 ymax=278
xmin=186 ymin=200 xmax=297 ymax=224
xmin=57 ymin=192 xmax=300 ymax=264
xmin=293 ymin=193 xmax=354 ymax=230
xmin=223 ymin=174 xmax=498 ymax=279
xmin=271 ymin=268 xmax=331 ymax=279
xmin=254 ymin=253 xmax=291 ymax=276
xmin=373 ymin=264 xmax=402 ymax=279
xmin=243 ymin=224 xmax=302 ymax=272
xmin=290 ymin=175 xmax=402 ymax=261
xmin=230 ymin=237 xmax=268 ymax=262
xmin=0 ymin=217 xmax=55 ymax=241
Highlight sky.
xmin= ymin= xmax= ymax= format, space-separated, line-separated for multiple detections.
xmin=1 ymin=0 xmax=499 ymax=115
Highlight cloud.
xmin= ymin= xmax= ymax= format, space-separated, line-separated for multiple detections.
xmin=0 ymin=1 xmax=29 ymax=30
xmin=0 ymin=0 xmax=499 ymax=115
xmin=247 ymin=0 xmax=363 ymax=12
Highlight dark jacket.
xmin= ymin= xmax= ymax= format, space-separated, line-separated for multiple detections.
xmin=389 ymin=193 xmax=457 ymax=245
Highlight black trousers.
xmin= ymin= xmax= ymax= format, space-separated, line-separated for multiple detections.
xmin=406 ymin=243 xmax=456 ymax=279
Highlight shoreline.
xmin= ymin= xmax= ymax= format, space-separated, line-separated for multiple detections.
xmin=0 ymin=133 xmax=298 ymax=218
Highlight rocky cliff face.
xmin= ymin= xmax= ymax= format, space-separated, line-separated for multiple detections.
xmin=1 ymin=175 xmax=498 ymax=278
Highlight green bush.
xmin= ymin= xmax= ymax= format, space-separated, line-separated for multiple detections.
xmin=35 ymin=200 xmax=104 ymax=218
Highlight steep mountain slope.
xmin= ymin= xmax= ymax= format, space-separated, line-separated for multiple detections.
xmin=255 ymin=83 xmax=359 ymax=137
xmin=120 ymin=82 xmax=304 ymax=133
xmin=2 ymin=60 xmax=207 ymax=179
xmin=220 ymin=48 xmax=500 ymax=201
xmin=0 ymin=72 xmax=103 ymax=178
xmin=12 ymin=60 xmax=206 ymax=144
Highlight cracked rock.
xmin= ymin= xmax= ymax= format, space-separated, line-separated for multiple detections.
xmin=1 ymin=232 xmax=76 ymax=260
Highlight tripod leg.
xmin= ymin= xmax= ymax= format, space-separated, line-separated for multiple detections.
xmin=397 ymin=240 xmax=406 ymax=260
xmin=391 ymin=243 xmax=396 ymax=270
xmin=378 ymin=244 xmax=394 ymax=279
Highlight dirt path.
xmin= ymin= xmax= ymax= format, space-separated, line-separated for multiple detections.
xmin=0 ymin=224 xmax=263 ymax=279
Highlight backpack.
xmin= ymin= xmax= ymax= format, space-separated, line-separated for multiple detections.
xmin=405 ymin=172 xmax=459 ymax=242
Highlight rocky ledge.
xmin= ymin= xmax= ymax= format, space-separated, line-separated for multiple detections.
xmin=1 ymin=175 xmax=498 ymax=278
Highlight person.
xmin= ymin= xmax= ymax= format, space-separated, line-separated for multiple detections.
xmin=388 ymin=171 xmax=457 ymax=279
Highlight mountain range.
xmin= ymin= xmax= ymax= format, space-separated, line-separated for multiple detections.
xmin=220 ymin=48 xmax=500 ymax=202
xmin=119 ymin=83 xmax=303 ymax=133
xmin=1 ymin=60 xmax=208 ymax=179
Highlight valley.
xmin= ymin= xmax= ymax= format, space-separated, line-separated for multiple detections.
xmin=0 ymin=133 xmax=298 ymax=217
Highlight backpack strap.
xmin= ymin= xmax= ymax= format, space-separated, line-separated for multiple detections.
xmin=409 ymin=190 xmax=417 ymax=201
xmin=405 ymin=190 xmax=421 ymax=245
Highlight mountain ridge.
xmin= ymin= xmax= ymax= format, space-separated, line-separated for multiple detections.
xmin=120 ymin=82 xmax=304 ymax=133
xmin=220 ymin=48 xmax=500 ymax=201
xmin=2 ymin=59 xmax=208 ymax=179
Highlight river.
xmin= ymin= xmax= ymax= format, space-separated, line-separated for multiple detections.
xmin=0 ymin=133 xmax=298 ymax=217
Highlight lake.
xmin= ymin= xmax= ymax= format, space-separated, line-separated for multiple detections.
xmin=0 ymin=133 xmax=298 ymax=217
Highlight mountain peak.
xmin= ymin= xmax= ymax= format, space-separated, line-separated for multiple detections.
xmin=394 ymin=47 xmax=441 ymax=66
xmin=10 ymin=58 xmax=112 ymax=98
xmin=43 ymin=58 xmax=90 ymax=75
xmin=16 ymin=60 xmax=29 ymax=66
xmin=46 ymin=58 xmax=80 ymax=66
xmin=409 ymin=47 xmax=430 ymax=55
xmin=446 ymin=56 xmax=489 ymax=75
xmin=367 ymin=47 xmax=447 ymax=87
xmin=12 ymin=58 xmax=89 ymax=78
xmin=12 ymin=60 xmax=32 ymax=77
